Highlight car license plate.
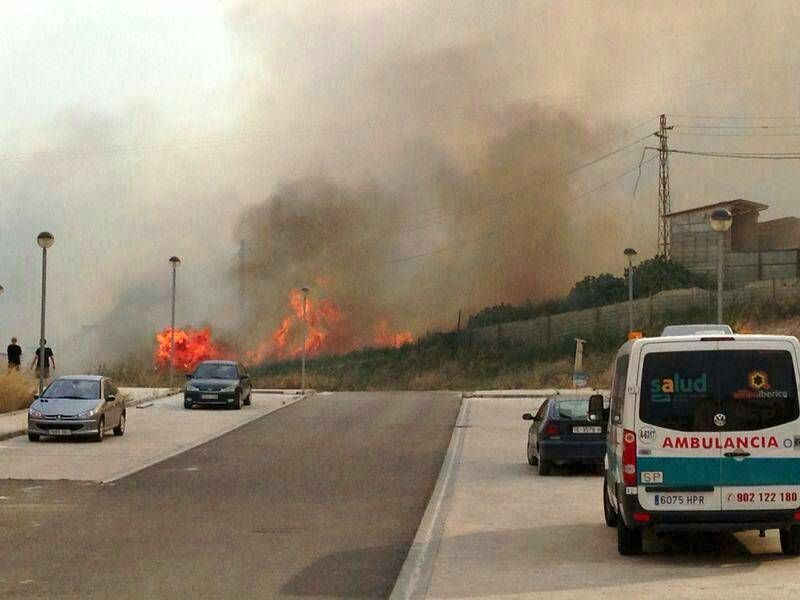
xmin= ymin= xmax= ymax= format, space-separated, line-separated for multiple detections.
xmin=201 ymin=394 xmax=217 ymax=400
xmin=49 ymin=429 xmax=72 ymax=436
xmin=573 ymin=426 xmax=601 ymax=434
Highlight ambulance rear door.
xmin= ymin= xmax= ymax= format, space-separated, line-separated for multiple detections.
xmin=636 ymin=341 xmax=722 ymax=512
xmin=717 ymin=340 xmax=800 ymax=511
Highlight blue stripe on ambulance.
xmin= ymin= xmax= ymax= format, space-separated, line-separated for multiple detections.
xmin=639 ymin=456 xmax=800 ymax=486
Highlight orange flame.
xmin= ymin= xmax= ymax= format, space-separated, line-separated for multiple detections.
xmin=154 ymin=327 xmax=224 ymax=371
xmin=374 ymin=319 xmax=414 ymax=348
xmin=246 ymin=289 xmax=342 ymax=363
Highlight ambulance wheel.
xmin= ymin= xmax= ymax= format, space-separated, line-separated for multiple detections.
xmin=603 ymin=482 xmax=618 ymax=527
xmin=617 ymin=520 xmax=643 ymax=555
xmin=780 ymin=527 xmax=800 ymax=555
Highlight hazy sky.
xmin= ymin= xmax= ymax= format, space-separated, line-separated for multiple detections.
xmin=2 ymin=1 xmax=800 ymax=366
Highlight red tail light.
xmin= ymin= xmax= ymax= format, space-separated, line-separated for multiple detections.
xmin=633 ymin=511 xmax=650 ymax=523
xmin=793 ymin=511 xmax=800 ymax=521
xmin=545 ymin=423 xmax=560 ymax=436
xmin=622 ymin=429 xmax=637 ymax=486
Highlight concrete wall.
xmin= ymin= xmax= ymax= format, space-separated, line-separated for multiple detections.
xmin=467 ymin=278 xmax=800 ymax=350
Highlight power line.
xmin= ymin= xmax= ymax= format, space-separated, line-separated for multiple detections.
xmin=654 ymin=147 xmax=800 ymax=159
xmin=673 ymin=131 xmax=800 ymax=137
xmin=670 ymin=113 xmax=800 ymax=120
xmin=673 ymin=123 xmax=800 ymax=129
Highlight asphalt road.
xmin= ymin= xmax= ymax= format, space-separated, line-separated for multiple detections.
xmin=0 ymin=391 xmax=460 ymax=599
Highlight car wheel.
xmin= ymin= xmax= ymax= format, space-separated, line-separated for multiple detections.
xmin=603 ymin=480 xmax=618 ymax=527
xmin=93 ymin=417 xmax=105 ymax=443
xmin=232 ymin=391 xmax=242 ymax=410
xmin=780 ymin=527 xmax=800 ymax=555
xmin=113 ymin=412 xmax=126 ymax=436
xmin=184 ymin=399 xmax=192 ymax=410
xmin=617 ymin=518 xmax=643 ymax=555
xmin=527 ymin=441 xmax=538 ymax=466
xmin=537 ymin=454 xmax=551 ymax=476
xmin=28 ymin=433 xmax=39 ymax=442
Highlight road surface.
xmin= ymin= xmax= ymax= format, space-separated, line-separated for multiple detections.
xmin=0 ymin=391 xmax=460 ymax=599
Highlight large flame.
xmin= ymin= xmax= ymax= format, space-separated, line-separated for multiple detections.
xmin=246 ymin=289 xmax=343 ymax=363
xmin=154 ymin=287 xmax=415 ymax=368
xmin=154 ymin=327 xmax=224 ymax=371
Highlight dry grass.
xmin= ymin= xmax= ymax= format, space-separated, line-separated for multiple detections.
xmin=0 ymin=370 xmax=37 ymax=414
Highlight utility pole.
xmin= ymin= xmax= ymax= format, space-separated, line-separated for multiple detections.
xmin=238 ymin=239 xmax=246 ymax=331
xmin=655 ymin=114 xmax=674 ymax=257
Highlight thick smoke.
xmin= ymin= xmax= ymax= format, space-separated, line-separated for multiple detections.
xmin=3 ymin=1 xmax=799 ymax=369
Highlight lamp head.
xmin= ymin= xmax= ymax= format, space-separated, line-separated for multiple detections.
xmin=301 ymin=286 xmax=311 ymax=294
xmin=36 ymin=231 xmax=55 ymax=249
xmin=623 ymin=247 xmax=638 ymax=259
xmin=709 ymin=208 xmax=733 ymax=232
xmin=169 ymin=256 xmax=182 ymax=268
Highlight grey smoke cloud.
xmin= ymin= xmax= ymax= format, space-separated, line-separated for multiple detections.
xmin=2 ymin=0 xmax=800 ymax=367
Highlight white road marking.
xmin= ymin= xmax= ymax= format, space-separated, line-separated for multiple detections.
xmin=390 ymin=395 xmax=469 ymax=600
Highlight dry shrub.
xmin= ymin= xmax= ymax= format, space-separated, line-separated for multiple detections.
xmin=0 ymin=370 xmax=37 ymax=414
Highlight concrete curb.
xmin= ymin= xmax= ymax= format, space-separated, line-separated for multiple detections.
xmin=390 ymin=394 xmax=470 ymax=600
xmin=100 ymin=391 xmax=310 ymax=484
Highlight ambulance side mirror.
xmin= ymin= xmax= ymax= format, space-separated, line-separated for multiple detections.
xmin=588 ymin=394 xmax=606 ymax=422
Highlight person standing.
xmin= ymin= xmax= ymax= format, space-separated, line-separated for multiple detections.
xmin=29 ymin=340 xmax=55 ymax=384
xmin=7 ymin=337 xmax=22 ymax=370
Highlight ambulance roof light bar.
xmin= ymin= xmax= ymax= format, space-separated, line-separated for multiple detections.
xmin=661 ymin=324 xmax=733 ymax=337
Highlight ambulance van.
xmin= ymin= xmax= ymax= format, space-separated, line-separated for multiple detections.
xmin=589 ymin=329 xmax=800 ymax=555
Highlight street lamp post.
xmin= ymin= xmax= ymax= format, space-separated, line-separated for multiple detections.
xmin=709 ymin=209 xmax=733 ymax=324
xmin=300 ymin=286 xmax=310 ymax=396
xmin=36 ymin=232 xmax=55 ymax=394
xmin=169 ymin=256 xmax=181 ymax=388
xmin=624 ymin=248 xmax=638 ymax=334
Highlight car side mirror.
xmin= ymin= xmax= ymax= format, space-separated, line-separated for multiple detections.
xmin=522 ymin=413 xmax=534 ymax=421
xmin=185 ymin=373 xmax=193 ymax=380
xmin=588 ymin=394 xmax=606 ymax=422
xmin=33 ymin=392 xmax=39 ymax=400
xmin=106 ymin=394 xmax=116 ymax=402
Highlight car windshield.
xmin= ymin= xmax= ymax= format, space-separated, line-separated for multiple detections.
xmin=555 ymin=398 xmax=590 ymax=420
xmin=640 ymin=349 xmax=799 ymax=432
xmin=42 ymin=379 xmax=100 ymax=400
xmin=193 ymin=363 xmax=237 ymax=379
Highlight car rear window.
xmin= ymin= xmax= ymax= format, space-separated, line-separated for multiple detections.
xmin=640 ymin=349 xmax=798 ymax=432
xmin=554 ymin=399 xmax=590 ymax=420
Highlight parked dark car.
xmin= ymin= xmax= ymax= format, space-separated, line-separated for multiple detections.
xmin=523 ymin=394 xmax=607 ymax=475
xmin=28 ymin=375 xmax=126 ymax=442
xmin=184 ymin=360 xmax=253 ymax=410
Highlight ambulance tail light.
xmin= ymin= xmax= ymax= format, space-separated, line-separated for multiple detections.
xmin=622 ymin=429 xmax=637 ymax=486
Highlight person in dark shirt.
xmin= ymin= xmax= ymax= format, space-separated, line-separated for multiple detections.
xmin=7 ymin=337 xmax=22 ymax=370
xmin=29 ymin=340 xmax=55 ymax=383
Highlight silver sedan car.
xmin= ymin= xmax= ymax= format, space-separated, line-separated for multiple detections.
xmin=27 ymin=375 xmax=126 ymax=442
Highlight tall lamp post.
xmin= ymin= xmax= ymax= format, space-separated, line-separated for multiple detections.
xmin=300 ymin=286 xmax=310 ymax=396
xmin=624 ymin=248 xmax=638 ymax=334
xmin=36 ymin=232 xmax=55 ymax=394
xmin=709 ymin=209 xmax=733 ymax=324
xmin=169 ymin=256 xmax=181 ymax=388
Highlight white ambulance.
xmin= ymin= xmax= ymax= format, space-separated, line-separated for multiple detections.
xmin=590 ymin=327 xmax=800 ymax=555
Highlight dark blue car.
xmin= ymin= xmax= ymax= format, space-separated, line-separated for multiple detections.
xmin=523 ymin=394 xmax=607 ymax=475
